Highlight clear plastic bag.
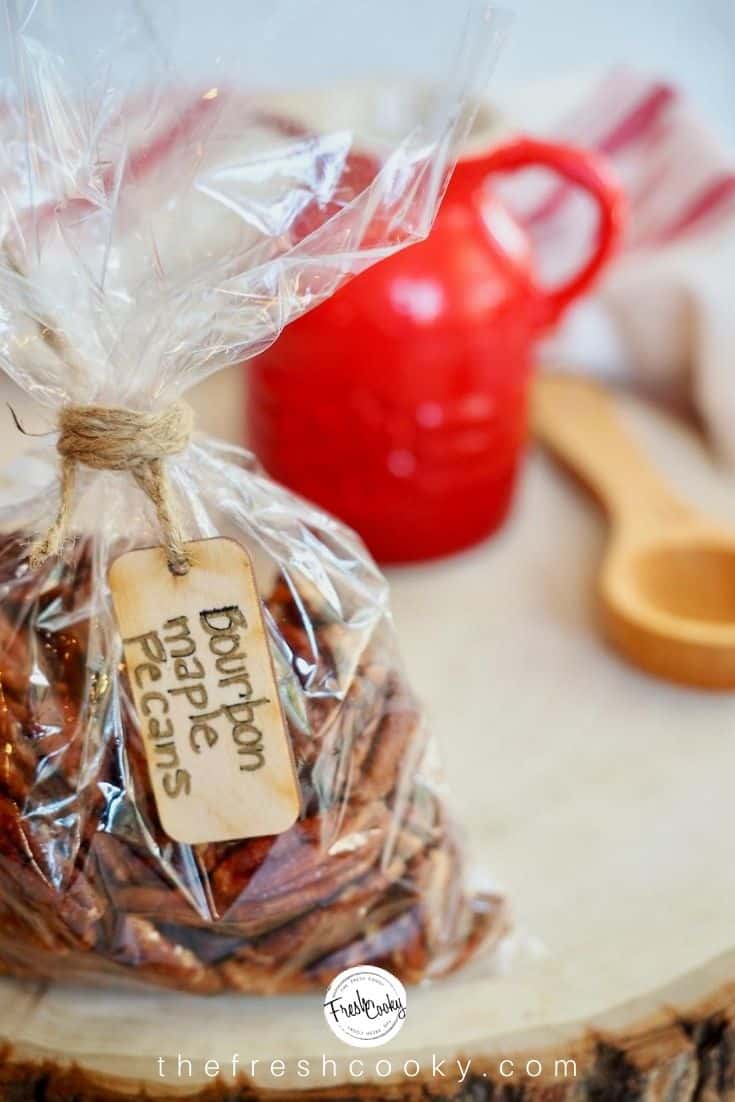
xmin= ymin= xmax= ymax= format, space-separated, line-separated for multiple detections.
xmin=0 ymin=0 xmax=510 ymax=993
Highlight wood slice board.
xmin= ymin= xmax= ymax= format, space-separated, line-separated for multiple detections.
xmin=2 ymin=390 xmax=735 ymax=1100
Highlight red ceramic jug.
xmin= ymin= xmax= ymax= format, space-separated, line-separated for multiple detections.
xmin=248 ymin=136 xmax=624 ymax=563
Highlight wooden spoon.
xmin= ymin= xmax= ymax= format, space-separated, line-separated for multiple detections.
xmin=532 ymin=373 xmax=735 ymax=689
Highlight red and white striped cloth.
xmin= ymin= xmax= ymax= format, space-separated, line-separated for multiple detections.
xmin=4 ymin=70 xmax=733 ymax=461
xmin=513 ymin=68 xmax=735 ymax=465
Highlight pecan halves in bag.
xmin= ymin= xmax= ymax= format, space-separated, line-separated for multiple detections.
xmin=0 ymin=535 xmax=509 ymax=992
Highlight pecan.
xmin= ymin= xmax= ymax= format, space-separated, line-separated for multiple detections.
xmin=218 ymin=868 xmax=395 ymax=992
xmin=207 ymin=804 xmax=390 ymax=938
xmin=110 ymin=915 xmax=223 ymax=994
xmin=307 ymin=907 xmax=427 ymax=987
xmin=357 ymin=694 xmax=425 ymax=805
xmin=0 ymin=713 xmax=35 ymax=803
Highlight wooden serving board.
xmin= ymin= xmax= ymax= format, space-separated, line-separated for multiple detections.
xmin=1 ymin=386 xmax=735 ymax=1100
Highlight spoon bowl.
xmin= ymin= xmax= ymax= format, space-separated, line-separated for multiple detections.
xmin=601 ymin=539 xmax=735 ymax=688
xmin=618 ymin=542 xmax=735 ymax=624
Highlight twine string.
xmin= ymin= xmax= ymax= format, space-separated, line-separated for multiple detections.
xmin=2 ymin=240 xmax=193 ymax=575
xmin=29 ymin=401 xmax=195 ymax=574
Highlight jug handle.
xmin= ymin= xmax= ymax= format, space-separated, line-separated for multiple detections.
xmin=465 ymin=136 xmax=625 ymax=329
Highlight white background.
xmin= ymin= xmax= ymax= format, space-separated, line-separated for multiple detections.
xmin=1 ymin=2 xmax=733 ymax=148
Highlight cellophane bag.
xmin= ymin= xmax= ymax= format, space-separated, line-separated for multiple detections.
xmin=0 ymin=0 xmax=510 ymax=994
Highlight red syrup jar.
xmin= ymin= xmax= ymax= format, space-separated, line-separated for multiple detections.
xmin=248 ymin=136 xmax=624 ymax=563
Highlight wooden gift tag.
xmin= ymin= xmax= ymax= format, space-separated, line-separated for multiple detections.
xmin=108 ymin=538 xmax=300 ymax=845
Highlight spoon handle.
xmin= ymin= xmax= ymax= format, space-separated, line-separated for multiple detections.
xmin=532 ymin=374 xmax=684 ymax=525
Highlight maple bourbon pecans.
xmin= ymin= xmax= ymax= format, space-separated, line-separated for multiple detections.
xmin=0 ymin=535 xmax=508 ymax=993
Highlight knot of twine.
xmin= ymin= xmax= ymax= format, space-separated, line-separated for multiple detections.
xmin=30 ymin=401 xmax=194 ymax=575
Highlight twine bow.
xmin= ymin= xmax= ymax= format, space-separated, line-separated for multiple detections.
xmin=30 ymin=401 xmax=194 ymax=575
